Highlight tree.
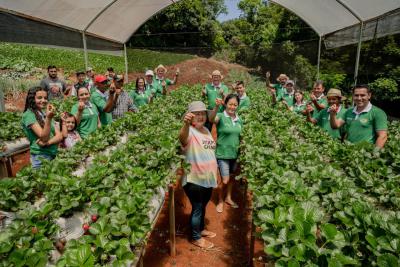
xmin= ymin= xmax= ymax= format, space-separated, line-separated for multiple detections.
xmin=128 ymin=0 xmax=227 ymax=53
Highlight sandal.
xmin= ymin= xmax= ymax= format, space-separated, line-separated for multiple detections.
xmin=191 ymin=238 xmax=214 ymax=249
xmin=216 ymin=202 xmax=224 ymax=213
xmin=201 ymin=230 xmax=216 ymax=238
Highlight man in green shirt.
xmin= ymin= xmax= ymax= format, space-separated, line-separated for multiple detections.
xmin=330 ymin=84 xmax=388 ymax=148
xmin=272 ymin=80 xmax=295 ymax=108
xmin=235 ymin=81 xmax=250 ymax=111
xmin=154 ymin=64 xmax=179 ymax=92
xmin=306 ymin=88 xmax=346 ymax=139
xmin=308 ymin=80 xmax=328 ymax=114
xmin=145 ymin=70 xmax=164 ymax=97
xmin=266 ymin=72 xmax=289 ymax=99
xmin=90 ymin=75 xmax=117 ymax=126
xmin=202 ymin=70 xmax=229 ymax=110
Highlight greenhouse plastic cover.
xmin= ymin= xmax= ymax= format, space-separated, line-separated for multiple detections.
xmin=0 ymin=0 xmax=176 ymax=50
xmin=0 ymin=0 xmax=399 ymax=50
xmin=271 ymin=0 xmax=400 ymax=48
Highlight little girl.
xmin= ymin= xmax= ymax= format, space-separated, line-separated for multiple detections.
xmin=60 ymin=112 xmax=81 ymax=148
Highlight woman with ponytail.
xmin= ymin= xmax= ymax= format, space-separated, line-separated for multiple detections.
xmin=22 ymin=86 xmax=62 ymax=168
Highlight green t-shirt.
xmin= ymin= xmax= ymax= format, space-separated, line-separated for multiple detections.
xmin=273 ymin=84 xmax=285 ymax=99
xmin=313 ymin=106 xmax=347 ymax=139
xmin=129 ymin=89 xmax=152 ymax=107
xmin=238 ymin=95 xmax=251 ymax=111
xmin=216 ymin=112 xmax=243 ymax=159
xmin=21 ymin=110 xmax=58 ymax=156
xmin=90 ymin=90 xmax=113 ymax=126
xmin=341 ymin=104 xmax=387 ymax=144
xmin=310 ymin=96 xmax=328 ymax=115
xmin=205 ymin=83 xmax=229 ymax=110
xmin=146 ymin=82 xmax=163 ymax=98
xmin=71 ymin=102 xmax=99 ymax=139
xmin=154 ymin=77 xmax=173 ymax=91
xmin=277 ymin=90 xmax=295 ymax=107
xmin=293 ymin=103 xmax=306 ymax=115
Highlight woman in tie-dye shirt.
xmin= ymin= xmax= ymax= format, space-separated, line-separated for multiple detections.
xmin=179 ymin=101 xmax=218 ymax=249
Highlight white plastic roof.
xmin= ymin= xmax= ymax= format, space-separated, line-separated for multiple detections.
xmin=0 ymin=0 xmax=399 ymax=48
xmin=271 ymin=0 xmax=400 ymax=37
xmin=0 ymin=0 xmax=176 ymax=44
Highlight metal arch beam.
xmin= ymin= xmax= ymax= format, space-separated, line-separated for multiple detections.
xmin=335 ymin=0 xmax=364 ymax=86
xmin=81 ymin=0 xmax=119 ymax=69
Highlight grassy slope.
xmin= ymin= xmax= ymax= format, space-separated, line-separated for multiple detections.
xmin=0 ymin=42 xmax=193 ymax=74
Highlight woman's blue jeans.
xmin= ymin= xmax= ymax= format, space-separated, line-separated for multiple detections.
xmin=183 ymin=182 xmax=213 ymax=241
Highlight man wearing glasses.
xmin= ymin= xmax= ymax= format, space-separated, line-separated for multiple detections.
xmin=90 ymin=75 xmax=117 ymax=126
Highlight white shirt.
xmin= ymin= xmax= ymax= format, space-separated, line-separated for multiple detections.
xmin=352 ymin=102 xmax=372 ymax=119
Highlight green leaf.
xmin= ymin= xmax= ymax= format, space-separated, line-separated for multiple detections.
xmin=65 ymin=245 xmax=95 ymax=267
xmin=377 ymin=253 xmax=399 ymax=267
xmin=321 ymin=224 xmax=338 ymax=240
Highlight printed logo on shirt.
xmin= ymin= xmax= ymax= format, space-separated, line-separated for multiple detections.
xmin=202 ymin=140 xmax=216 ymax=150
xmin=359 ymin=118 xmax=369 ymax=124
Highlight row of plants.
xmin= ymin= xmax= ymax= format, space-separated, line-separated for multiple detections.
xmin=0 ymin=85 xmax=198 ymax=266
xmin=0 ymin=42 xmax=193 ymax=75
xmin=240 ymin=79 xmax=399 ymax=266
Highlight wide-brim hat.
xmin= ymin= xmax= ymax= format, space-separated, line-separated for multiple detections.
xmin=276 ymin=74 xmax=289 ymax=81
xmin=187 ymin=101 xmax=207 ymax=113
xmin=209 ymin=70 xmax=224 ymax=79
xmin=155 ymin=64 xmax=167 ymax=73
xmin=327 ymin=88 xmax=347 ymax=100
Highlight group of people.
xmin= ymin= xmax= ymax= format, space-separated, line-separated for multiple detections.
xmin=266 ymin=72 xmax=388 ymax=148
xmin=180 ymin=70 xmax=389 ymax=250
xmin=21 ymin=63 xmax=388 ymax=250
xmin=179 ymin=70 xmax=250 ymax=249
xmin=22 ymin=64 xmax=179 ymax=168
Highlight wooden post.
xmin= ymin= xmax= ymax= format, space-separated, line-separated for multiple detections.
xmin=169 ymin=184 xmax=176 ymax=257
xmin=248 ymin=191 xmax=255 ymax=267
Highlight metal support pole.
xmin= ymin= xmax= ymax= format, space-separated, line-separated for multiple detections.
xmin=317 ymin=35 xmax=322 ymax=80
xmin=354 ymin=22 xmax=364 ymax=86
xmin=168 ymin=184 xmax=176 ymax=257
xmin=0 ymin=86 xmax=5 ymax=112
xmin=124 ymin=43 xmax=129 ymax=83
xmin=82 ymin=32 xmax=89 ymax=71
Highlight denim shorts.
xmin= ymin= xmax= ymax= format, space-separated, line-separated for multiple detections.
xmin=217 ymin=159 xmax=238 ymax=177
xmin=31 ymin=154 xmax=55 ymax=169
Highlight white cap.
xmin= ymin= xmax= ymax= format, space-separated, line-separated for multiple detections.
xmin=145 ymin=70 xmax=154 ymax=76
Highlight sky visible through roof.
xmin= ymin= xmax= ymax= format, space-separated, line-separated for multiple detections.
xmin=218 ymin=0 xmax=242 ymax=22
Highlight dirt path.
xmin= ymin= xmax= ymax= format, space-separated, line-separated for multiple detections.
xmin=142 ymin=181 xmax=253 ymax=267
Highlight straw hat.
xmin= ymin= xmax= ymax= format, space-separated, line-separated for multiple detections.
xmin=155 ymin=64 xmax=167 ymax=73
xmin=327 ymin=88 xmax=346 ymax=100
xmin=276 ymin=74 xmax=289 ymax=81
xmin=209 ymin=70 xmax=224 ymax=79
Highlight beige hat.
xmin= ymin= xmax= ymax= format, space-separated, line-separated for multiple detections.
xmin=155 ymin=64 xmax=167 ymax=73
xmin=209 ymin=70 xmax=224 ymax=79
xmin=187 ymin=101 xmax=207 ymax=113
xmin=327 ymin=88 xmax=346 ymax=100
xmin=145 ymin=70 xmax=154 ymax=76
xmin=276 ymin=74 xmax=289 ymax=81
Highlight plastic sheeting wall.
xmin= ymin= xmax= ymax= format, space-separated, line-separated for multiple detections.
xmin=0 ymin=11 xmax=122 ymax=50
xmin=325 ymin=8 xmax=400 ymax=49
xmin=0 ymin=0 xmax=176 ymax=45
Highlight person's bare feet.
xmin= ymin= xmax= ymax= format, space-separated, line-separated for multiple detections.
xmin=191 ymin=238 xmax=214 ymax=249
xmin=216 ymin=202 xmax=224 ymax=213
xmin=201 ymin=230 xmax=216 ymax=238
